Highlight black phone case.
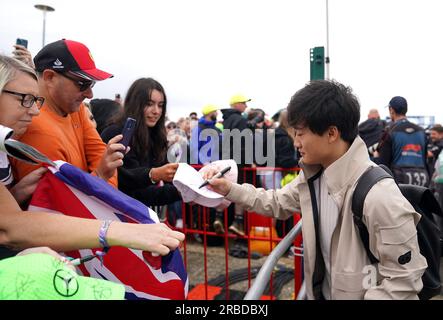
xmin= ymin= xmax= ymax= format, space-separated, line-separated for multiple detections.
xmin=121 ymin=118 xmax=136 ymax=148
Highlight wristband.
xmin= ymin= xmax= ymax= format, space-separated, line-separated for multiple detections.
xmin=99 ymin=220 xmax=113 ymax=248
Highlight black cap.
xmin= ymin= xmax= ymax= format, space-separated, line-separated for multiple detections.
xmin=388 ymin=96 xmax=408 ymax=114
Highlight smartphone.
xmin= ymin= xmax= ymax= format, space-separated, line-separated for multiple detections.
xmin=120 ymin=117 xmax=136 ymax=149
xmin=16 ymin=38 xmax=28 ymax=49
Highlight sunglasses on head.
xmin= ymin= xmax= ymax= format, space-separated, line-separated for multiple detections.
xmin=58 ymin=72 xmax=96 ymax=92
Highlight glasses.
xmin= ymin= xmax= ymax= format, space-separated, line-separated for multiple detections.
xmin=2 ymin=89 xmax=45 ymax=109
xmin=58 ymin=72 xmax=96 ymax=92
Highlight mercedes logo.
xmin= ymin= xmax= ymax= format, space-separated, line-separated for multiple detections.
xmin=53 ymin=269 xmax=79 ymax=297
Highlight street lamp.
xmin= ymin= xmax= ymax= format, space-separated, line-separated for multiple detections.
xmin=34 ymin=4 xmax=55 ymax=48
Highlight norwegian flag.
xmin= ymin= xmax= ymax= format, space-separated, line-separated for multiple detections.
xmin=29 ymin=161 xmax=188 ymax=300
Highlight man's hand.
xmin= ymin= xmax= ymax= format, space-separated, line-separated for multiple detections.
xmin=150 ymin=163 xmax=179 ymax=183
xmin=201 ymin=168 xmax=233 ymax=196
xmin=10 ymin=167 xmax=47 ymax=205
xmin=95 ymin=134 xmax=126 ymax=181
xmin=12 ymin=45 xmax=35 ymax=69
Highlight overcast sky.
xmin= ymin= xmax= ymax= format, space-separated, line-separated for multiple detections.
xmin=1 ymin=0 xmax=442 ymax=125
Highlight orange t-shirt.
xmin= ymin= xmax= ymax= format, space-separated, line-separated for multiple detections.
xmin=12 ymin=103 xmax=118 ymax=188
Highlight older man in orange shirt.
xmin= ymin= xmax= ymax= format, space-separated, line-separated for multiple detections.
xmin=13 ymin=39 xmax=123 ymax=187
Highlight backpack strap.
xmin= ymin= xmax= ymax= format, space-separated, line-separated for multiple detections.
xmin=352 ymin=166 xmax=393 ymax=264
xmin=377 ymin=120 xmax=400 ymax=151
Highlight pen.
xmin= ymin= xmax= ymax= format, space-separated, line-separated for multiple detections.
xmin=199 ymin=166 xmax=231 ymax=189
xmin=69 ymin=254 xmax=97 ymax=266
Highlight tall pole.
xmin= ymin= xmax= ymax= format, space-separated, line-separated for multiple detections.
xmin=42 ymin=10 xmax=46 ymax=47
xmin=34 ymin=4 xmax=55 ymax=48
xmin=325 ymin=0 xmax=330 ymax=80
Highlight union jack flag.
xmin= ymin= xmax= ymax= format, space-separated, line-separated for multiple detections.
xmin=29 ymin=161 xmax=188 ymax=300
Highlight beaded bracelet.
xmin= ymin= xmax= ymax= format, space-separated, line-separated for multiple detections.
xmin=99 ymin=220 xmax=113 ymax=248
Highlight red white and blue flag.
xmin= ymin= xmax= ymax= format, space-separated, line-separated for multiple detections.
xmin=29 ymin=161 xmax=188 ymax=300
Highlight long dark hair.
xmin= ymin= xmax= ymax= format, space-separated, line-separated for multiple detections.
xmin=116 ymin=78 xmax=168 ymax=164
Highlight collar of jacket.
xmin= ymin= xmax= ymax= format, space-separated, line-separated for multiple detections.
xmin=298 ymin=136 xmax=371 ymax=208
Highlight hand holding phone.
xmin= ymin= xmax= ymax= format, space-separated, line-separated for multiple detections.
xmin=121 ymin=117 xmax=136 ymax=149
xmin=16 ymin=38 xmax=28 ymax=49
xmin=13 ymin=39 xmax=34 ymax=68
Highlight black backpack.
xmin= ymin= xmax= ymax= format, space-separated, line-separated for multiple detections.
xmin=352 ymin=164 xmax=443 ymax=300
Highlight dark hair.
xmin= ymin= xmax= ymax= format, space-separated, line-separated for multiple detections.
xmin=115 ymin=78 xmax=168 ymax=164
xmin=287 ymin=80 xmax=360 ymax=143
xmin=90 ymin=98 xmax=122 ymax=134
xmin=247 ymin=108 xmax=265 ymax=121
xmin=431 ymin=124 xmax=443 ymax=134
xmin=246 ymin=108 xmax=266 ymax=129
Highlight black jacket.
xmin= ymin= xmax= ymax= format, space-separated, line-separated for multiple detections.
xmin=358 ymin=118 xmax=386 ymax=148
xmin=221 ymin=108 xmax=248 ymax=131
xmin=275 ymin=127 xmax=298 ymax=168
xmin=101 ymin=124 xmax=181 ymax=206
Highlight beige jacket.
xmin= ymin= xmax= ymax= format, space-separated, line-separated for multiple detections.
xmin=227 ymin=136 xmax=427 ymax=299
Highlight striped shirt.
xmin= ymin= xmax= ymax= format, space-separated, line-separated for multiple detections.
xmin=314 ymin=172 xmax=339 ymax=300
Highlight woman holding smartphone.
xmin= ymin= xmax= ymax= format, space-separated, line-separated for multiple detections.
xmin=101 ymin=78 xmax=182 ymax=209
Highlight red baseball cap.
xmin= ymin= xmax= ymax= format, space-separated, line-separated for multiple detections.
xmin=34 ymin=39 xmax=113 ymax=81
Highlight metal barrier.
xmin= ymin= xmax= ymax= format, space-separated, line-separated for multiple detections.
xmin=244 ymin=219 xmax=303 ymax=300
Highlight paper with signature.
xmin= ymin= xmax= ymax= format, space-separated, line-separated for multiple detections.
xmin=173 ymin=159 xmax=237 ymax=208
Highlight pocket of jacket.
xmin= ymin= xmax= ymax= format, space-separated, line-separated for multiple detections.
xmin=379 ymin=219 xmax=417 ymax=245
xmin=333 ymin=271 xmax=366 ymax=293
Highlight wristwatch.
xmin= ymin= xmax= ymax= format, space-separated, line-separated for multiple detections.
xmin=148 ymin=169 xmax=156 ymax=184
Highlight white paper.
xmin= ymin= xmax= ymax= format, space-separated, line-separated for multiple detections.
xmin=173 ymin=160 xmax=238 ymax=208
